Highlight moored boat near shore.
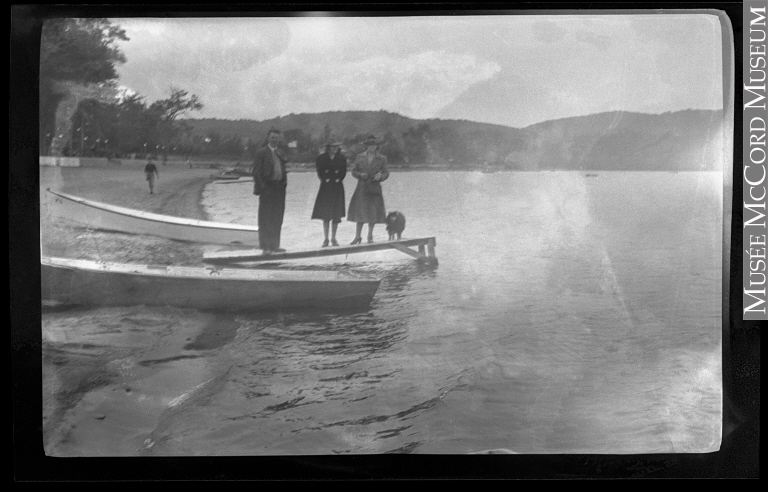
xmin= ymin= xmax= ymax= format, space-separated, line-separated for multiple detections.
xmin=45 ymin=189 xmax=260 ymax=246
xmin=41 ymin=257 xmax=381 ymax=311
xmin=210 ymin=172 xmax=242 ymax=180
xmin=214 ymin=176 xmax=254 ymax=184
xmin=210 ymin=164 xmax=252 ymax=180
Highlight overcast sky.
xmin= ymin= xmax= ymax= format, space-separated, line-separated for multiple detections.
xmin=110 ymin=13 xmax=724 ymax=128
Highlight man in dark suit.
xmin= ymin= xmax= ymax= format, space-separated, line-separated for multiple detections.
xmin=252 ymin=128 xmax=288 ymax=254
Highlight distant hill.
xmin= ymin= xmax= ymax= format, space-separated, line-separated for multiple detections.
xmin=514 ymin=109 xmax=726 ymax=171
xmin=181 ymin=108 xmax=725 ymax=171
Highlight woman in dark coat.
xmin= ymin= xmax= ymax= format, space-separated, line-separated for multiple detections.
xmin=347 ymin=135 xmax=389 ymax=244
xmin=311 ymin=141 xmax=346 ymax=247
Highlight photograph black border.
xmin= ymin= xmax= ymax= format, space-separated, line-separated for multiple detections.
xmin=12 ymin=2 xmax=758 ymax=480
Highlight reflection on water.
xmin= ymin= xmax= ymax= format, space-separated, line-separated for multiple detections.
xmin=46 ymin=171 xmax=723 ymax=456
xmin=244 ymin=311 xmax=408 ymax=368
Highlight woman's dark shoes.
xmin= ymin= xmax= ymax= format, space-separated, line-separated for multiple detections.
xmin=331 ymin=239 xmax=339 ymax=247
xmin=322 ymin=239 xmax=330 ymax=248
xmin=274 ymin=248 xmax=286 ymax=253
xmin=367 ymin=237 xmax=374 ymax=244
xmin=350 ymin=237 xmax=362 ymax=245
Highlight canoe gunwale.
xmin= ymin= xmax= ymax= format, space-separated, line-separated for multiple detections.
xmin=41 ymin=257 xmax=381 ymax=311
xmin=41 ymin=257 xmax=380 ymax=283
xmin=47 ymin=189 xmax=259 ymax=232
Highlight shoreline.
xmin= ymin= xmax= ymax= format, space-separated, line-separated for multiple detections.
xmin=40 ymin=161 xmax=235 ymax=456
xmin=40 ymin=161 xmax=215 ymax=267
xmin=41 ymin=161 xmax=212 ymax=220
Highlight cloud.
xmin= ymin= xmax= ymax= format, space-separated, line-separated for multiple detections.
xmin=574 ymin=30 xmax=612 ymax=50
xmin=115 ymin=18 xmax=499 ymax=119
xmin=437 ymin=72 xmax=562 ymax=127
xmin=190 ymin=50 xmax=501 ymax=120
xmin=110 ymin=15 xmax=724 ymax=127
xmin=531 ymin=19 xmax=568 ymax=44
xmin=629 ymin=14 xmax=718 ymax=45
xmin=114 ymin=18 xmax=291 ymax=100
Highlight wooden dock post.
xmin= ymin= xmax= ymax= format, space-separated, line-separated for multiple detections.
xmin=417 ymin=237 xmax=438 ymax=266
xmin=427 ymin=237 xmax=438 ymax=265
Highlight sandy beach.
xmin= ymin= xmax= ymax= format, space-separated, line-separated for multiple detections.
xmin=40 ymin=159 xmax=219 ymax=266
xmin=41 ymin=160 xmax=242 ymax=456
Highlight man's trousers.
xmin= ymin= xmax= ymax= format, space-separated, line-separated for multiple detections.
xmin=258 ymin=180 xmax=286 ymax=250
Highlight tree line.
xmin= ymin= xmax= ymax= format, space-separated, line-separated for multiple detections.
xmin=190 ymin=121 xmax=504 ymax=166
xmin=37 ymin=18 xmax=516 ymax=167
xmin=51 ymin=87 xmax=205 ymax=159
xmin=39 ymin=18 xmax=205 ymax=160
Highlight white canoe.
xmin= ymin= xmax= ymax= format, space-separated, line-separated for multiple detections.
xmin=41 ymin=257 xmax=380 ymax=311
xmin=214 ymin=177 xmax=254 ymax=185
xmin=45 ymin=189 xmax=259 ymax=246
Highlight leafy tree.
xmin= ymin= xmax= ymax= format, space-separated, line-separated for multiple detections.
xmin=111 ymin=93 xmax=146 ymax=154
xmin=40 ymin=18 xmax=128 ymax=154
xmin=203 ymin=131 xmax=221 ymax=155
xmin=149 ymin=87 xmax=203 ymax=123
xmin=245 ymin=138 xmax=258 ymax=158
xmin=147 ymin=87 xmax=204 ymax=159
xmin=430 ymin=126 xmax=473 ymax=166
xmin=283 ymin=128 xmax=313 ymax=153
xmin=70 ymin=99 xmax=116 ymax=156
xmin=220 ymin=135 xmax=246 ymax=156
xmin=379 ymin=131 xmax=404 ymax=163
xmin=402 ymin=123 xmax=431 ymax=164
xmin=40 ymin=18 xmax=128 ymax=84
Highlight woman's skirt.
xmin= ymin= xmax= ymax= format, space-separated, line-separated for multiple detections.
xmin=346 ymin=181 xmax=386 ymax=224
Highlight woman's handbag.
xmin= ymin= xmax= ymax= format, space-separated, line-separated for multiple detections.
xmin=363 ymin=179 xmax=382 ymax=196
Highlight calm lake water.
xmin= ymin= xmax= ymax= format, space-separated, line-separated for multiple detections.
xmin=44 ymin=170 xmax=724 ymax=455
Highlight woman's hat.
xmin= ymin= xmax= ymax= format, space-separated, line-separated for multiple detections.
xmin=324 ymin=139 xmax=342 ymax=147
xmin=362 ymin=135 xmax=382 ymax=147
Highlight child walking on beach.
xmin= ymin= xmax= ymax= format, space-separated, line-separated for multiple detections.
xmin=144 ymin=158 xmax=159 ymax=194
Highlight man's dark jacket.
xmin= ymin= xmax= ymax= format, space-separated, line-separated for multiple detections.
xmin=252 ymin=145 xmax=288 ymax=195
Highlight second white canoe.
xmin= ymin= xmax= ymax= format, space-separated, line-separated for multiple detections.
xmin=41 ymin=257 xmax=380 ymax=311
xmin=45 ymin=189 xmax=259 ymax=246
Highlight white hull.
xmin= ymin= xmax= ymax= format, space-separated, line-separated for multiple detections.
xmin=41 ymin=257 xmax=380 ymax=311
xmin=45 ymin=189 xmax=259 ymax=246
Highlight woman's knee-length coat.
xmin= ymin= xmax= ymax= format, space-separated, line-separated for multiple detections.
xmin=347 ymin=152 xmax=389 ymax=224
xmin=311 ymin=150 xmax=347 ymax=222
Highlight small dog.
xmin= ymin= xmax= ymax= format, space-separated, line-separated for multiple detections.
xmin=386 ymin=211 xmax=406 ymax=240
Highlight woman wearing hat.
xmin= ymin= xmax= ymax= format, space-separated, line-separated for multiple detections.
xmin=311 ymin=140 xmax=346 ymax=247
xmin=347 ymin=135 xmax=389 ymax=244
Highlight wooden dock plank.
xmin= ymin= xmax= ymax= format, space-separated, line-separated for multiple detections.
xmin=203 ymin=237 xmax=437 ymax=264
